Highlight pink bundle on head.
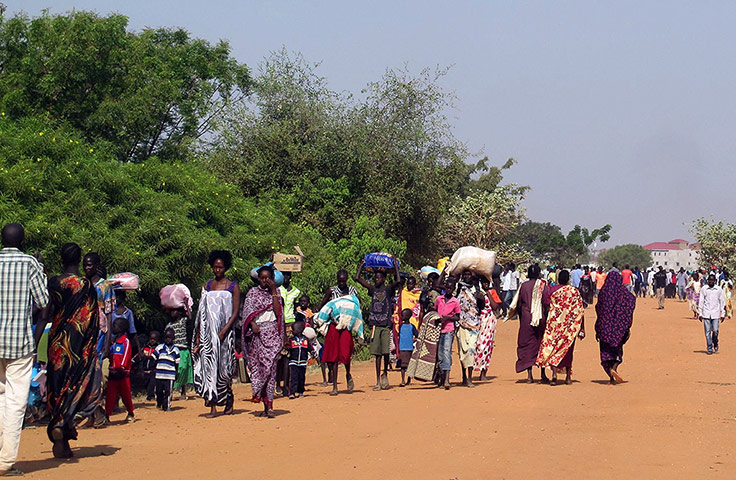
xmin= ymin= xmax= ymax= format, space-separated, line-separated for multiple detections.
xmin=159 ymin=284 xmax=193 ymax=314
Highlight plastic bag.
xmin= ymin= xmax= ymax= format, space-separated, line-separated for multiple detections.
xmin=111 ymin=272 xmax=139 ymax=290
xmin=363 ymin=252 xmax=399 ymax=272
xmin=420 ymin=266 xmax=441 ymax=280
xmin=445 ymin=246 xmax=497 ymax=279
xmin=249 ymin=262 xmax=284 ymax=287
xmin=159 ymin=284 xmax=193 ymax=313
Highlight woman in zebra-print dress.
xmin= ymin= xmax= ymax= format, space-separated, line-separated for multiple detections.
xmin=192 ymin=251 xmax=240 ymax=417
xmin=242 ymin=265 xmax=284 ymax=418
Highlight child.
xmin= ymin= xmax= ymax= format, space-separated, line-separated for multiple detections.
xmin=288 ymin=316 xmax=312 ymax=399
xmin=296 ymin=294 xmax=314 ymax=327
xmin=356 ymin=259 xmax=402 ymax=391
xmin=398 ymin=308 xmax=418 ymax=386
xmin=165 ymin=307 xmax=193 ymax=400
xmin=138 ymin=331 xmax=160 ymax=401
xmin=105 ymin=317 xmax=135 ymax=423
xmin=435 ymin=275 xmax=460 ymax=390
xmin=153 ymin=328 xmax=181 ymax=411
xmin=112 ymin=290 xmax=142 ymax=354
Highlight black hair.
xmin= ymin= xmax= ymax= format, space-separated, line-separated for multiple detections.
xmin=1 ymin=223 xmax=24 ymax=248
xmin=208 ymin=250 xmax=233 ymax=270
xmin=114 ymin=315 xmax=130 ymax=333
xmin=527 ymin=263 xmax=541 ymax=280
xmin=294 ymin=311 xmax=306 ymax=323
xmin=337 ymin=269 xmax=349 ymax=279
xmin=477 ymin=274 xmax=489 ymax=284
xmin=116 ymin=290 xmax=127 ymax=302
xmin=427 ymin=272 xmax=440 ymax=281
xmin=299 ymin=293 xmax=310 ymax=302
xmin=624 ymin=264 xmax=630 ymax=269
xmin=149 ymin=330 xmax=161 ymax=339
xmin=84 ymin=252 xmax=101 ymax=265
xmin=61 ymin=243 xmax=82 ymax=266
xmin=257 ymin=264 xmax=275 ymax=278
xmin=164 ymin=327 xmax=175 ymax=337
xmin=558 ymin=269 xmax=570 ymax=285
xmin=401 ymin=308 xmax=413 ymax=316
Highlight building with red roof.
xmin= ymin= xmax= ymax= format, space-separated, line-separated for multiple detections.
xmin=642 ymin=239 xmax=700 ymax=270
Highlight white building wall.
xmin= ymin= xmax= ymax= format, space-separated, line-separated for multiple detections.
xmin=650 ymin=249 xmax=700 ymax=270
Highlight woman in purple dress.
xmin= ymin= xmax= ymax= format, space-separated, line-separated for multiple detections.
xmin=594 ymin=271 xmax=635 ymax=384
xmin=513 ymin=264 xmax=549 ymax=383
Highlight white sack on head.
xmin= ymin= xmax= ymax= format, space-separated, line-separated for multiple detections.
xmin=446 ymin=246 xmax=497 ymax=279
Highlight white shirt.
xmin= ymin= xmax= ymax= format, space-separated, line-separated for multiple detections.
xmin=501 ymin=271 xmax=520 ymax=291
xmin=698 ymin=285 xmax=725 ymax=319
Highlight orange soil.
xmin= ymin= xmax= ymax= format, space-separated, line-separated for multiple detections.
xmin=15 ymin=297 xmax=735 ymax=479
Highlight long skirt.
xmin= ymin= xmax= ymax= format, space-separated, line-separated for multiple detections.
xmin=473 ymin=311 xmax=497 ymax=371
xmin=173 ymin=348 xmax=194 ymax=390
xmin=246 ymin=320 xmax=283 ymax=406
xmin=456 ymin=327 xmax=478 ymax=368
xmin=407 ymin=312 xmax=440 ymax=381
xmin=599 ymin=341 xmax=623 ymax=365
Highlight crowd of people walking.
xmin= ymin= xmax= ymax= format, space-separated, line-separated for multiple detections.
xmin=0 ymin=221 xmax=732 ymax=474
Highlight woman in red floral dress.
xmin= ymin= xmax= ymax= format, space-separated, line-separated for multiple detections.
xmin=536 ymin=270 xmax=585 ymax=385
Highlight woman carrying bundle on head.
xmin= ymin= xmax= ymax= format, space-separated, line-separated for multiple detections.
xmin=241 ymin=264 xmax=283 ymax=418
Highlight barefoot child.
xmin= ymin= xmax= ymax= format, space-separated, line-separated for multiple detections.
xmin=105 ymin=317 xmax=135 ymax=423
xmin=165 ymin=307 xmax=193 ymax=400
xmin=288 ymin=317 xmax=312 ymax=399
xmin=153 ymin=328 xmax=181 ymax=411
xmin=356 ymin=259 xmax=402 ymax=391
xmin=139 ymin=331 xmax=160 ymax=401
xmin=398 ymin=309 xmax=418 ymax=386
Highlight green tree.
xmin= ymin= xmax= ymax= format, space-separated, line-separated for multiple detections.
xmin=598 ymin=244 xmax=652 ymax=269
xmin=0 ymin=11 xmax=251 ymax=161
xmin=208 ymin=49 xmax=517 ymax=263
xmin=514 ymin=221 xmax=567 ymax=264
xmin=438 ymin=187 xmax=529 ymax=265
xmin=691 ymin=218 xmax=736 ymax=273
xmin=563 ymin=224 xmax=612 ymax=264
xmin=0 ymin=116 xmax=337 ymax=327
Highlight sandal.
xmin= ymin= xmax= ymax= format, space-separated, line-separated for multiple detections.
xmin=609 ymin=370 xmax=624 ymax=384
xmin=0 ymin=468 xmax=25 ymax=476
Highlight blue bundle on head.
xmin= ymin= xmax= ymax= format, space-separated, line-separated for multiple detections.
xmin=363 ymin=253 xmax=399 ymax=272
xmin=250 ymin=261 xmax=284 ymax=286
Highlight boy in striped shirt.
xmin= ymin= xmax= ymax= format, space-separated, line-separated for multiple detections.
xmin=153 ymin=328 xmax=180 ymax=411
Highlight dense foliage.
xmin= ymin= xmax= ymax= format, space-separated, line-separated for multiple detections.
xmin=597 ymin=244 xmax=652 ymax=269
xmin=692 ymin=218 xmax=736 ymax=273
xmin=0 ymin=11 xmax=250 ymax=162
xmin=207 ymin=50 xmax=516 ymax=264
xmin=0 ymin=116 xmax=399 ymax=328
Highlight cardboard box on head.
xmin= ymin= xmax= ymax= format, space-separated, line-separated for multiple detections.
xmin=272 ymin=253 xmax=302 ymax=272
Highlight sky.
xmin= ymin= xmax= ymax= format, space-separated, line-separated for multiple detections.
xmin=11 ymin=1 xmax=736 ymax=247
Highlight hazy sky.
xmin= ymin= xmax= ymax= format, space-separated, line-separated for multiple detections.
xmin=12 ymin=1 xmax=736 ymax=247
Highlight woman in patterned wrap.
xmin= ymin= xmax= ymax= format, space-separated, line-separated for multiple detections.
xmin=242 ymin=265 xmax=284 ymax=418
xmin=193 ymin=250 xmax=240 ymax=417
xmin=535 ymin=270 xmax=586 ymax=385
xmin=40 ymin=243 xmax=100 ymax=459
xmin=594 ymin=270 xmax=635 ymax=385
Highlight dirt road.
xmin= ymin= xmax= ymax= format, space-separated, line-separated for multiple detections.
xmin=15 ymin=297 xmax=735 ymax=479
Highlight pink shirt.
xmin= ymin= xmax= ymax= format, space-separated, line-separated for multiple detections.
xmin=435 ymin=295 xmax=460 ymax=333
xmin=621 ymin=269 xmax=633 ymax=285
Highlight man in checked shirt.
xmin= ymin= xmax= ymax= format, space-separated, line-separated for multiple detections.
xmin=0 ymin=223 xmax=49 ymax=476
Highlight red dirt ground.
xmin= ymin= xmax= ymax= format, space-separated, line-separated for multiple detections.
xmin=15 ymin=297 xmax=735 ymax=479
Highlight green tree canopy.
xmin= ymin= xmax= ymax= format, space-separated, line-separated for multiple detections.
xmin=691 ymin=218 xmax=736 ymax=273
xmin=598 ymin=244 xmax=652 ymax=269
xmin=0 ymin=10 xmax=251 ymax=162
xmin=208 ymin=49 xmax=519 ymax=264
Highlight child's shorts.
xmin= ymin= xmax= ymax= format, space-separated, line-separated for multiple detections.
xmin=369 ymin=326 xmax=391 ymax=356
xmin=398 ymin=350 xmax=413 ymax=368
